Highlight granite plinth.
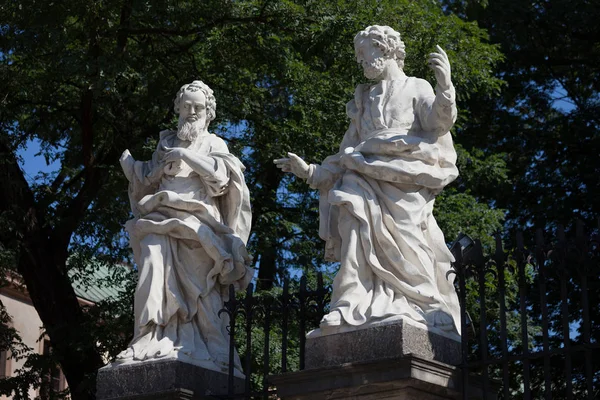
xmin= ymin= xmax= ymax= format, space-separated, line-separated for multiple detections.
xmin=96 ymin=359 xmax=243 ymax=400
xmin=271 ymin=355 xmax=496 ymax=400
xmin=305 ymin=318 xmax=461 ymax=369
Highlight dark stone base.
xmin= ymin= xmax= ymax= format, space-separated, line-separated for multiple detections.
xmin=96 ymin=359 xmax=243 ymax=400
xmin=306 ymin=319 xmax=461 ymax=368
xmin=271 ymin=355 xmax=496 ymax=400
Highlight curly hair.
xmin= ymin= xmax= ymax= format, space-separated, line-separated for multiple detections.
xmin=354 ymin=25 xmax=406 ymax=69
xmin=173 ymin=80 xmax=216 ymax=123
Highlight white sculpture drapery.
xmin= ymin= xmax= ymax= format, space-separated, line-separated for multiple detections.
xmin=118 ymin=81 xmax=252 ymax=376
xmin=275 ymin=26 xmax=461 ymax=337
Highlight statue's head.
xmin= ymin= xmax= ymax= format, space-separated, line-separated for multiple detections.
xmin=174 ymin=81 xmax=216 ymax=141
xmin=354 ymin=25 xmax=406 ymax=80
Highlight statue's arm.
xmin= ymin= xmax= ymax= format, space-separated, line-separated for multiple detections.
xmin=120 ymin=149 xmax=163 ymax=217
xmin=163 ymin=137 xmax=230 ymax=195
xmin=273 ymin=153 xmax=336 ymax=191
xmin=417 ymin=46 xmax=457 ymax=134
xmin=308 ymin=120 xmax=360 ymax=189
xmin=308 ymin=120 xmax=361 ymax=189
xmin=306 ymin=163 xmax=335 ymax=190
xmin=120 ymin=149 xmax=163 ymax=186
xmin=416 ymin=82 xmax=457 ymax=134
xmin=180 ymin=152 xmax=220 ymax=180
xmin=274 ymin=121 xmax=359 ymax=190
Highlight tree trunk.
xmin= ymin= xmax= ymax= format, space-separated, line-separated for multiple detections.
xmin=0 ymin=139 xmax=104 ymax=399
xmin=252 ymin=162 xmax=282 ymax=291
xmin=18 ymin=242 xmax=104 ymax=399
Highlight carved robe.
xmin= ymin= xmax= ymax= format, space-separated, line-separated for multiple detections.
xmin=307 ymin=77 xmax=461 ymax=334
xmin=122 ymin=130 xmax=252 ymax=375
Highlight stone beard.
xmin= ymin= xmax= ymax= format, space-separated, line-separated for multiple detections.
xmin=362 ymin=56 xmax=386 ymax=80
xmin=177 ymin=116 xmax=205 ymax=142
xmin=276 ymin=26 xmax=462 ymax=340
xmin=117 ymin=81 xmax=252 ymax=377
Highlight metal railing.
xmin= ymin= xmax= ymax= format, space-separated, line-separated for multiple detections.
xmin=218 ymin=274 xmax=329 ymax=398
xmin=219 ymin=221 xmax=600 ymax=399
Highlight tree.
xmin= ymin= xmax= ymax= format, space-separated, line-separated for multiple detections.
xmin=0 ymin=0 xmax=504 ymax=397
xmin=441 ymin=0 xmax=600 ymax=230
xmin=438 ymin=2 xmax=600 ymax=396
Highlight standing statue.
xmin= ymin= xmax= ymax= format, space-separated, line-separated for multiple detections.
xmin=118 ymin=81 xmax=252 ymax=375
xmin=275 ymin=26 xmax=461 ymax=336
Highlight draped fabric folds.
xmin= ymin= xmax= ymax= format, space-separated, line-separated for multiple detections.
xmin=307 ymin=77 xmax=461 ymax=335
xmin=120 ymin=131 xmax=252 ymax=376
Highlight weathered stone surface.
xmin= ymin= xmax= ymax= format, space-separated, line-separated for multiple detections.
xmin=274 ymin=25 xmax=462 ymax=336
xmin=96 ymin=359 xmax=243 ymax=400
xmin=305 ymin=318 xmax=461 ymax=369
xmin=270 ymin=355 xmax=496 ymax=400
xmin=116 ymin=80 xmax=252 ymax=376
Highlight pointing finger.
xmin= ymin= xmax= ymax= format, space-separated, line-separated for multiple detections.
xmin=429 ymin=61 xmax=449 ymax=71
xmin=429 ymin=55 xmax=449 ymax=67
xmin=435 ymin=45 xmax=447 ymax=58
xmin=429 ymin=53 xmax=447 ymax=61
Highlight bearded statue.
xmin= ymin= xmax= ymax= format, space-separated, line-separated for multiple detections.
xmin=275 ymin=26 xmax=461 ymax=338
xmin=117 ymin=81 xmax=252 ymax=377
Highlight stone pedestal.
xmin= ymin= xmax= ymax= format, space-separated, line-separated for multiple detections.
xmin=272 ymin=355 xmax=463 ymax=400
xmin=96 ymin=360 xmax=243 ymax=400
xmin=306 ymin=318 xmax=461 ymax=368
xmin=272 ymin=319 xmax=495 ymax=400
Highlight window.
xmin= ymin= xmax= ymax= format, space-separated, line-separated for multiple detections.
xmin=0 ymin=349 xmax=8 ymax=378
xmin=39 ymin=339 xmax=62 ymax=400
xmin=0 ymin=321 xmax=12 ymax=379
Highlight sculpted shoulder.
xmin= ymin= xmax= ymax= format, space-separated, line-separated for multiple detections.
xmin=409 ymin=77 xmax=435 ymax=92
xmin=159 ymin=129 xmax=176 ymax=140
xmin=207 ymin=133 xmax=230 ymax=153
xmin=346 ymin=83 xmax=368 ymax=119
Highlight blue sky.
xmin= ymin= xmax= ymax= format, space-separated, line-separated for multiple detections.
xmin=18 ymin=138 xmax=60 ymax=181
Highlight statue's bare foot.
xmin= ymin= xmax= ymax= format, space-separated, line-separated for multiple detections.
xmin=320 ymin=310 xmax=343 ymax=327
xmin=426 ymin=310 xmax=454 ymax=331
xmin=116 ymin=347 xmax=134 ymax=361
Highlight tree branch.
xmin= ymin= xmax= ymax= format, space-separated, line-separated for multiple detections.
xmin=122 ymin=15 xmax=269 ymax=37
xmin=116 ymin=0 xmax=134 ymax=54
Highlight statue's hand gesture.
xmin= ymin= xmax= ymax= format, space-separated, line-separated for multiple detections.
xmin=162 ymin=146 xmax=192 ymax=163
xmin=120 ymin=149 xmax=136 ymax=183
xmin=428 ymin=45 xmax=452 ymax=91
xmin=273 ymin=152 xmax=310 ymax=180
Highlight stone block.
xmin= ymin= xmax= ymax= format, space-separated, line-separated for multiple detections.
xmin=305 ymin=318 xmax=461 ymax=369
xmin=96 ymin=359 xmax=243 ymax=400
xmin=270 ymin=355 xmax=496 ymax=400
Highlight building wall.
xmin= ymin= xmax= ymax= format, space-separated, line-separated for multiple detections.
xmin=0 ymin=287 xmax=66 ymax=399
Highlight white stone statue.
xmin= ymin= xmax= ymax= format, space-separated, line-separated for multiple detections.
xmin=274 ymin=26 xmax=461 ymax=338
xmin=117 ymin=81 xmax=253 ymax=376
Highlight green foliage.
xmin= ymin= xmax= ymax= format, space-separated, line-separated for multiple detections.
xmin=0 ymin=0 xmax=506 ymax=396
xmin=435 ymin=189 xmax=505 ymax=250
xmin=441 ymin=0 xmax=600 ymax=230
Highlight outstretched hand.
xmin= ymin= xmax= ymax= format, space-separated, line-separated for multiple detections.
xmin=273 ymin=152 xmax=310 ymax=180
xmin=428 ymin=45 xmax=452 ymax=91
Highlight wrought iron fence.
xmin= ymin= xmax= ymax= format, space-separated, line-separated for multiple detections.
xmin=219 ymin=221 xmax=600 ymax=399
xmin=218 ymin=274 xmax=330 ymax=399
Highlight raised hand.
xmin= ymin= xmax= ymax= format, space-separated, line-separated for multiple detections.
xmin=273 ymin=152 xmax=310 ymax=180
xmin=428 ymin=45 xmax=452 ymax=91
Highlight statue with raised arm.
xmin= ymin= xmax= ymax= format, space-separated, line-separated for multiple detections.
xmin=117 ymin=81 xmax=252 ymax=376
xmin=275 ymin=26 xmax=461 ymax=337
